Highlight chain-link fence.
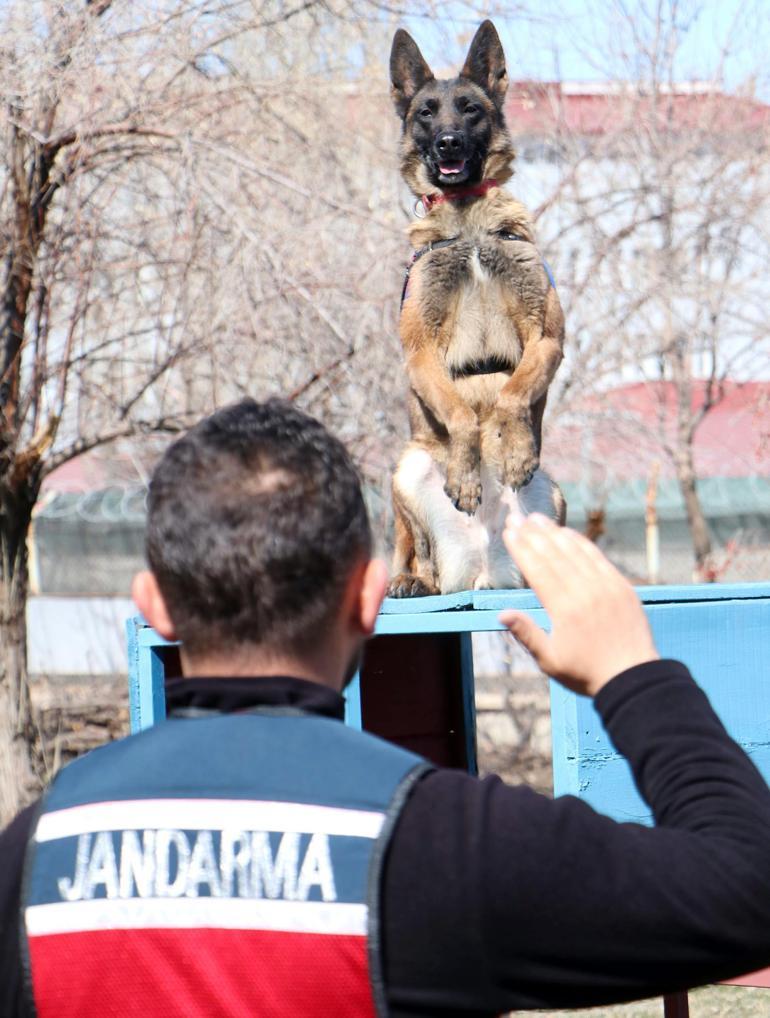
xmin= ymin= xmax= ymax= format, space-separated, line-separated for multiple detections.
xmin=29 ymin=473 xmax=770 ymax=596
xmin=30 ymin=489 xmax=147 ymax=596
xmin=594 ymin=517 xmax=770 ymax=585
xmin=561 ymin=477 xmax=770 ymax=585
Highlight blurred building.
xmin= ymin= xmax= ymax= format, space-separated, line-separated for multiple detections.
xmin=544 ymin=380 xmax=770 ymax=583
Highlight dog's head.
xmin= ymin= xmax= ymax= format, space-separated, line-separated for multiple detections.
xmin=390 ymin=21 xmax=515 ymax=197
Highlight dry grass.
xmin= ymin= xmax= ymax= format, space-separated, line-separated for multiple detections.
xmin=513 ymin=984 xmax=770 ymax=1016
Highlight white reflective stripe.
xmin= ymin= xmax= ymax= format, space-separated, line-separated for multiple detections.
xmin=26 ymin=898 xmax=367 ymax=937
xmin=35 ymin=800 xmax=384 ymax=842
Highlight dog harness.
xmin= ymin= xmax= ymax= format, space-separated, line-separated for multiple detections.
xmin=400 ymin=236 xmax=460 ymax=308
xmin=400 ymin=233 xmax=556 ymax=310
xmin=21 ymin=709 xmax=430 ymax=1018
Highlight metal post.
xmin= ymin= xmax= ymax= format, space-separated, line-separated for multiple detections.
xmin=646 ymin=460 xmax=661 ymax=584
xmin=663 ymin=991 xmax=690 ymax=1018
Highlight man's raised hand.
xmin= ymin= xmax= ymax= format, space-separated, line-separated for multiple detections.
xmin=499 ymin=513 xmax=659 ymax=697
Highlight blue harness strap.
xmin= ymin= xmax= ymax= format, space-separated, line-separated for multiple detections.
xmin=542 ymin=258 xmax=557 ymax=289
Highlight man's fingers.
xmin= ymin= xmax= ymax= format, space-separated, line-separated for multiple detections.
xmin=499 ymin=611 xmax=553 ymax=672
xmin=506 ymin=513 xmax=620 ymax=596
xmin=503 ymin=516 xmax=572 ymax=608
xmin=548 ymin=521 xmax=620 ymax=579
xmin=501 ymin=516 xmax=658 ymax=697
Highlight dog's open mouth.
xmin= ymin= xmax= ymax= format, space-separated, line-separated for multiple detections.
xmin=438 ymin=159 xmax=466 ymax=177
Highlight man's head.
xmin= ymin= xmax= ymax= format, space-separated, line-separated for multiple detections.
xmin=132 ymin=399 xmax=387 ymax=684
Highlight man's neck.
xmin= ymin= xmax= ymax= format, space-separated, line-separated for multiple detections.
xmin=180 ymin=647 xmax=344 ymax=692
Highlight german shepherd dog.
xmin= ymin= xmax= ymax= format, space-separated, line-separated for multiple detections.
xmin=388 ymin=20 xmax=566 ymax=597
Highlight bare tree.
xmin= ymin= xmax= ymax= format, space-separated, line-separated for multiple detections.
xmin=0 ymin=0 xmax=242 ymax=820
xmin=522 ymin=0 xmax=770 ymax=579
xmin=0 ymin=0 xmax=445 ymax=823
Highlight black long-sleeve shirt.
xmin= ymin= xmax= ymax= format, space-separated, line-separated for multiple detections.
xmin=3 ymin=660 xmax=770 ymax=1017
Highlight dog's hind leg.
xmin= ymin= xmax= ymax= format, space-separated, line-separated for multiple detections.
xmin=515 ymin=469 xmax=566 ymax=526
xmin=487 ymin=469 xmax=567 ymax=588
xmin=389 ymin=483 xmax=440 ymax=598
xmin=390 ymin=445 xmax=484 ymax=595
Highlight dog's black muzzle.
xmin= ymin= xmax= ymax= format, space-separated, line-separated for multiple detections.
xmin=431 ymin=131 xmax=474 ymax=184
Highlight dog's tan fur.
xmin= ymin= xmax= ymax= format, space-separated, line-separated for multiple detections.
xmin=388 ymin=22 xmax=566 ymax=596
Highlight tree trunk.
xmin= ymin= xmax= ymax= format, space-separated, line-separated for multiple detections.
xmin=0 ymin=483 xmax=39 ymax=826
xmin=673 ymin=447 xmax=713 ymax=582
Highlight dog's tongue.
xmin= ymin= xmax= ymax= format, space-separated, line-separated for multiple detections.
xmin=440 ymin=160 xmax=465 ymax=175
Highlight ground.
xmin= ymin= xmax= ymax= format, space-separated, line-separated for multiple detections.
xmin=523 ymin=986 xmax=770 ymax=1016
xmin=31 ymin=674 xmax=128 ymax=785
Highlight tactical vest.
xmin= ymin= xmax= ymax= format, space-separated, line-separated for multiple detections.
xmin=22 ymin=709 xmax=430 ymax=1018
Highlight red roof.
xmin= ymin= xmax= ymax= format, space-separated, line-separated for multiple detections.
xmin=543 ymin=380 xmax=770 ymax=483
xmin=42 ymin=447 xmax=153 ymax=493
xmin=505 ymin=83 xmax=770 ymax=138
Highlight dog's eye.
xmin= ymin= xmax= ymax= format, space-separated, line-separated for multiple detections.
xmin=419 ymin=107 xmax=433 ymax=119
xmin=464 ymin=104 xmax=479 ymax=115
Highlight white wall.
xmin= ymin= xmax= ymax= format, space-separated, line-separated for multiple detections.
xmin=27 ymin=597 xmax=135 ymax=677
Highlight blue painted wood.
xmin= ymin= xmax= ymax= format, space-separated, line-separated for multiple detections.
xmin=550 ymin=592 xmax=770 ymax=823
xmin=137 ymin=627 xmax=176 ymax=648
xmin=145 ymin=649 xmax=168 ymax=730
xmin=126 ymin=618 xmax=143 ymax=733
xmin=631 ymin=581 xmax=770 ymax=604
xmin=375 ymin=609 xmax=508 ymax=635
xmin=128 ymin=582 xmax=770 ymax=808
xmin=382 ymin=582 xmax=770 ymax=616
xmin=127 ymin=616 xmax=167 ymax=734
xmin=472 ymin=589 xmax=545 ymax=611
xmin=549 ymin=678 xmax=579 ymax=798
xmin=343 ymin=673 xmax=362 ymax=729
xmin=381 ymin=590 xmax=475 ymax=614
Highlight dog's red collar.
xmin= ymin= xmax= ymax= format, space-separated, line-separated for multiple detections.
xmin=420 ymin=178 xmax=498 ymax=213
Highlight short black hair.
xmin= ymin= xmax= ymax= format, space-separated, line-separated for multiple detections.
xmin=146 ymin=398 xmax=371 ymax=657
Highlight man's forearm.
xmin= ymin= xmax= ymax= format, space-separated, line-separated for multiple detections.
xmin=384 ymin=659 xmax=770 ymax=1015
xmin=498 ymin=661 xmax=770 ymax=1007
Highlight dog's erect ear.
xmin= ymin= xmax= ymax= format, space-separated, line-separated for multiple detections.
xmin=460 ymin=20 xmax=508 ymax=110
xmin=390 ymin=29 xmax=434 ymax=119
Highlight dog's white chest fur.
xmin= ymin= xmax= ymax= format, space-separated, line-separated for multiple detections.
xmin=470 ymin=247 xmax=488 ymax=284
xmin=394 ymin=448 xmax=555 ymax=592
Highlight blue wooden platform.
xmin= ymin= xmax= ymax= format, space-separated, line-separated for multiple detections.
xmin=128 ymin=582 xmax=770 ymax=817
xmin=549 ymin=582 xmax=770 ymax=822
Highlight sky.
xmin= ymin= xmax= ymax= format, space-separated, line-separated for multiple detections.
xmin=405 ymin=1 xmax=770 ymax=99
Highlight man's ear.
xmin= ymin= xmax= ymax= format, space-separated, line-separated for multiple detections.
xmin=349 ymin=558 xmax=389 ymax=637
xmin=390 ymin=28 xmax=434 ymax=120
xmin=460 ymin=20 xmax=508 ymax=110
xmin=131 ymin=571 xmax=178 ymax=642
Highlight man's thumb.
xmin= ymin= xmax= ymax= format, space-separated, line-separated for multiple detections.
xmin=499 ymin=611 xmax=552 ymax=670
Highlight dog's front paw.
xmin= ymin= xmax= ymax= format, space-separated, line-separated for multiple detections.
xmin=503 ymin=441 xmax=539 ymax=490
xmin=444 ymin=460 xmax=482 ymax=514
xmin=388 ymin=573 xmax=440 ymax=598
xmin=444 ymin=474 xmax=482 ymax=514
xmin=489 ymin=409 xmax=538 ymax=490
